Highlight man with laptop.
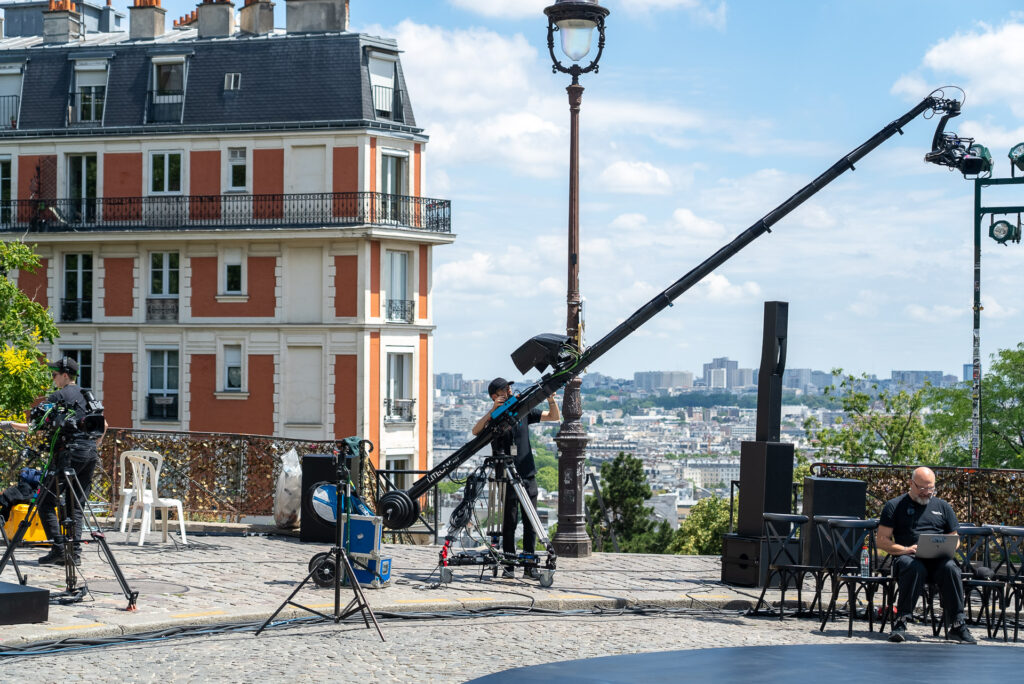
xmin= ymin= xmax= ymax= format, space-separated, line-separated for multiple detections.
xmin=877 ymin=466 xmax=975 ymax=644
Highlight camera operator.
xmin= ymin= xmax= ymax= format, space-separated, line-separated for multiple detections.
xmin=0 ymin=357 xmax=107 ymax=565
xmin=472 ymin=377 xmax=559 ymax=579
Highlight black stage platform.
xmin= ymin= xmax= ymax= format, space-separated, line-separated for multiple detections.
xmin=469 ymin=643 xmax=1019 ymax=683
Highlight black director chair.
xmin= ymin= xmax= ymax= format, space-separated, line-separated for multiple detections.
xmin=991 ymin=525 xmax=1024 ymax=642
xmin=819 ymin=518 xmax=894 ymax=637
xmin=750 ymin=513 xmax=811 ymax=620
xmin=953 ymin=525 xmax=1006 ymax=640
xmin=809 ymin=515 xmax=859 ymax=620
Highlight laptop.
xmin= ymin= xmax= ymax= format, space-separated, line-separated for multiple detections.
xmin=915 ymin=534 xmax=958 ymax=560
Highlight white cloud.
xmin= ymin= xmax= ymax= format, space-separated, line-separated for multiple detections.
xmin=695 ymin=272 xmax=760 ymax=302
xmin=981 ymin=294 xmax=1018 ymax=319
xmin=598 ymin=160 xmax=672 ymax=194
xmin=448 ymin=0 xmax=549 ymax=19
xmin=672 ymin=208 xmax=724 ymax=238
xmin=905 ymin=303 xmax=964 ymax=323
xmin=848 ymin=290 xmax=887 ymax=318
xmin=610 ymin=212 xmax=648 ymax=230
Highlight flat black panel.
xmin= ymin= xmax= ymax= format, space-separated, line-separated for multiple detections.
xmin=721 ymin=533 xmax=800 ymax=588
xmin=737 ymin=441 xmax=794 ymax=537
xmin=300 ymin=453 xmax=348 ymax=544
xmin=800 ymin=477 xmax=867 ymax=565
xmin=0 ymin=581 xmax=49 ymax=625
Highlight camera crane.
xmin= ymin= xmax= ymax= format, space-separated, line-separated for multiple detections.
xmin=379 ymin=89 xmax=981 ymax=532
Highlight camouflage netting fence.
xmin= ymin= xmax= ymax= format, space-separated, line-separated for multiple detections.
xmin=812 ymin=463 xmax=1024 ymax=527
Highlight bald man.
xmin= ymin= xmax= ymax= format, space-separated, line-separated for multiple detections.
xmin=877 ymin=467 xmax=974 ymax=644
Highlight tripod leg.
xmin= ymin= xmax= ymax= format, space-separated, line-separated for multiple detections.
xmin=0 ymin=515 xmax=27 ymax=585
xmin=338 ymin=552 xmax=385 ymax=642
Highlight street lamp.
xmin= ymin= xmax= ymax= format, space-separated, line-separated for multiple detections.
xmin=544 ymin=0 xmax=609 ymax=559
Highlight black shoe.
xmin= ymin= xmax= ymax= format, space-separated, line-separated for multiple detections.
xmin=947 ymin=624 xmax=977 ymax=644
xmin=523 ymin=567 xmax=540 ymax=580
xmin=501 ymin=566 xmax=515 ymax=579
xmin=38 ymin=547 xmax=65 ymax=565
xmin=888 ymin=620 xmax=908 ymax=643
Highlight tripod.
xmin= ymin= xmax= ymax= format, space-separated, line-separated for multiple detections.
xmin=257 ymin=440 xmax=384 ymax=641
xmin=0 ymin=442 xmax=138 ymax=610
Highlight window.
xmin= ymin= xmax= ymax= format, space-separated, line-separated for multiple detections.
xmin=59 ymin=348 xmax=92 ymax=390
xmin=368 ymin=52 xmax=398 ymax=119
xmin=223 ymin=248 xmax=243 ymax=294
xmin=0 ymin=157 xmax=9 ymax=223
xmin=385 ymin=250 xmax=412 ymax=323
xmin=150 ymin=252 xmax=179 ymax=296
xmin=150 ymin=152 xmax=182 ymax=194
xmin=62 ymin=253 xmax=93 ymax=322
xmin=147 ymin=349 xmax=179 ymax=420
xmin=224 ymin=345 xmax=242 ymax=391
xmin=228 ymin=148 xmax=246 ymax=190
xmin=67 ymin=154 xmax=97 ymax=222
xmin=385 ymin=352 xmax=414 ymax=422
xmin=380 ymin=154 xmax=408 ymax=223
xmin=73 ymin=61 xmax=107 ymax=124
xmin=154 ymin=63 xmax=183 ymax=95
xmin=0 ymin=62 xmax=24 ymax=128
xmin=224 ymin=73 xmax=241 ymax=91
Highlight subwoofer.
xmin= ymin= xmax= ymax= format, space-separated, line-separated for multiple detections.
xmin=736 ymin=441 xmax=794 ymax=537
xmin=800 ymin=477 xmax=867 ymax=565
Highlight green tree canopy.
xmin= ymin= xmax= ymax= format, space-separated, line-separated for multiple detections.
xmin=586 ymin=452 xmax=665 ymax=553
xmin=1 ymin=241 xmax=59 ymax=420
xmin=667 ymin=495 xmax=734 ymax=555
xmin=535 ymin=465 xmax=558 ymax=494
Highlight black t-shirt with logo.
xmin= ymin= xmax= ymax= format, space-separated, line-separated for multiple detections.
xmin=879 ymin=493 xmax=958 ymax=547
xmin=490 ymin=408 xmax=542 ymax=480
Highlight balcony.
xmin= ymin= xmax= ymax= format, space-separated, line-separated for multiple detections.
xmin=1 ymin=192 xmax=452 ymax=234
xmin=384 ymin=398 xmax=416 ymax=423
xmin=146 ymin=89 xmax=184 ymax=124
xmin=385 ymin=299 xmax=415 ymax=323
xmin=147 ymin=394 xmax=179 ymax=421
xmin=61 ymin=298 xmax=92 ymax=322
xmin=0 ymin=94 xmax=19 ymax=129
xmin=146 ymin=298 xmax=179 ymax=323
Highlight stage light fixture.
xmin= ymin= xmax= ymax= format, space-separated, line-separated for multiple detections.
xmin=1009 ymin=143 xmax=1024 ymax=173
xmin=989 ymin=219 xmax=1021 ymax=245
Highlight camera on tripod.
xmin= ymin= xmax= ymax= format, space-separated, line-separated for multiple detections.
xmin=29 ymin=391 xmax=106 ymax=441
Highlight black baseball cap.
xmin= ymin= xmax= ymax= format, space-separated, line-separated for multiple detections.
xmin=48 ymin=356 xmax=79 ymax=376
xmin=487 ymin=377 xmax=513 ymax=396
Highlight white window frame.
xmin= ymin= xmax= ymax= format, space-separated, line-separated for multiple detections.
xmin=223 ymin=72 xmax=241 ymax=91
xmin=149 ymin=150 xmax=183 ymax=195
xmin=384 ymin=451 xmax=414 ymax=490
xmin=218 ymin=245 xmax=247 ymax=296
xmin=59 ymin=347 xmax=93 ymax=391
xmin=152 ymin=57 xmax=186 ymax=97
xmin=216 ymin=340 xmax=248 ymax=396
xmin=145 ymin=347 xmax=180 ymax=422
xmin=149 ymin=251 xmax=180 ymax=298
xmin=227 ymin=147 xmax=247 ymax=192
xmin=73 ymin=60 xmax=108 ymax=124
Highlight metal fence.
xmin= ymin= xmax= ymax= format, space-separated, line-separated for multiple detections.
xmin=811 ymin=462 xmax=1024 ymax=526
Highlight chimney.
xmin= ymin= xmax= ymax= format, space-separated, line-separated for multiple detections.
xmin=239 ymin=0 xmax=274 ymax=36
xmin=285 ymin=0 xmax=348 ymax=34
xmin=129 ymin=0 xmax=166 ymax=41
xmin=43 ymin=1 xmax=82 ymax=44
xmin=197 ymin=0 xmax=235 ymax=38
xmin=99 ymin=0 xmax=119 ymax=33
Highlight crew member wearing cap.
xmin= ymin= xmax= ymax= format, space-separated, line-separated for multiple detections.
xmin=1 ymin=357 xmax=107 ymax=565
xmin=472 ymin=377 xmax=559 ymax=578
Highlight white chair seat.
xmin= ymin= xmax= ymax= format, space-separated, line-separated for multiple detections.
xmin=116 ymin=450 xmax=164 ymax=533
xmin=123 ymin=452 xmax=187 ymax=546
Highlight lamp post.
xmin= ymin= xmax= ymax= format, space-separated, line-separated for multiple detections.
xmin=544 ymin=0 xmax=608 ymax=558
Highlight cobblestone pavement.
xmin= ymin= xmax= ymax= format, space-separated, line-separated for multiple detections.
xmin=1 ymin=531 xmax=1021 ymax=681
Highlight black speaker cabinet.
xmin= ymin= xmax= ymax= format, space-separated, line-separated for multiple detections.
xmin=737 ymin=441 xmax=794 ymax=537
xmin=0 ymin=581 xmax=48 ymax=625
xmin=300 ymin=453 xmax=352 ymax=543
xmin=721 ymin=533 xmax=800 ymax=588
xmin=800 ymin=476 xmax=867 ymax=565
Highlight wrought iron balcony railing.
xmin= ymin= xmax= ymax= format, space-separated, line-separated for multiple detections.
xmin=69 ymin=90 xmax=105 ymax=125
xmin=0 ymin=94 xmax=19 ymax=129
xmin=0 ymin=192 xmax=451 ymax=234
xmin=386 ymin=299 xmax=415 ymax=323
xmin=384 ymin=398 xmax=416 ymax=423
xmin=146 ymin=297 xmax=179 ymax=322
xmin=61 ymin=298 xmax=93 ymax=322
xmin=147 ymin=89 xmax=184 ymax=123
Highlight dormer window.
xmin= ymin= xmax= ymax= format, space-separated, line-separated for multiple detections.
xmin=148 ymin=56 xmax=187 ymax=124
xmin=71 ymin=60 xmax=107 ymax=126
xmin=0 ymin=62 xmax=24 ymax=129
xmin=368 ymin=50 xmax=401 ymax=121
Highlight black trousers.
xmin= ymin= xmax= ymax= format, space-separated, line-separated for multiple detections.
xmin=38 ymin=444 xmax=98 ymax=550
xmin=893 ymin=554 xmax=965 ymax=626
xmin=502 ymin=476 xmax=539 ymax=557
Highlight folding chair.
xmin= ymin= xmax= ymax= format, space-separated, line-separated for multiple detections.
xmin=809 ymin=514 xmax=859 ymax=620
xmin=819 ymin=518 xmax=894 ymax=636
xmin=956 ymin=525 xmax=1007 ymax=640
xmin=991 ymin=525 xmax=1024 ymax=642
xmin=124 ymin=453 xmax=187 ymax=546
xmin=751 ymin=513 xmax=812 ymax=620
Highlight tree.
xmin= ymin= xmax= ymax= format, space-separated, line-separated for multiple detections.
xmin=535 ymin=465 xmax=558 ymax=494
xmin=1 ymin=241 xmax=59 ymax=420
xmin=927 ymin=344 xmax=1024 ymax=469
xmin=586 ymin=452 xmax=665 ymax=553
xmin=667 ymin=495 xmax=734 ymax=555
xmin=802 ymin=370 xmax=939 ymax=465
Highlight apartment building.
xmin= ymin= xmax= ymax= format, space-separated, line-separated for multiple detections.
xmin=3 ymin=0 xmax=454 ymax=475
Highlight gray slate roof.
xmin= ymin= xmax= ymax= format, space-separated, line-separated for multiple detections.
xmin=0 ymin=30 xmax=419 ymax=136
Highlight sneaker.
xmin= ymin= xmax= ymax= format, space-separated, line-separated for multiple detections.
xmin=523 ymin=567 xmax=540 ymax=580
xmin=947 ymin=624 xmax=977 ymax=644
xmin=38 ymin=547 xmax=65 ymax=565
xmin=888 ymin=620 xmax=908 ymax=643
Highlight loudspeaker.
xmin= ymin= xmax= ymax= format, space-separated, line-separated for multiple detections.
xmin=0 ymin=581 xmax=48 ymax=625
xmin=721 ymin=533 xmax=801 ymax=588
xmin=737 ymin=441 xmax=794 ymax=537
xmin=300 ymin=453 xmax=351 ymax=543
xmin=800 ymin=477 xmax=867 ymax=565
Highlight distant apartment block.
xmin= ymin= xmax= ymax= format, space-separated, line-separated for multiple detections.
xmin=891 ymin=370 xmax=945 ymax=389
xmin=633 ymin=370 xmax=693 ymax=391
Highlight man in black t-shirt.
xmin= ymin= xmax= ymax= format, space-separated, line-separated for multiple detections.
xmin=877 ymin=466 xmax=974 ymax=644
xmin=1 ymin=357 xmax=107 ymax=566
xmin=472 ymin=377 xmax=559 ymax=578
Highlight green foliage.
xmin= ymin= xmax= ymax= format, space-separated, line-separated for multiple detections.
xmin=667 ymin=496 xmax=734 ymax=555
xmin=926 ymin=344 xmax=1024 ymax=469
xmin=530 ymin=437 xmax=558 ymax=472
xmin=535 ymin=465 xmax=558 ymax=493
xmin=437 ymin=479 xmax=463 ymax=496
xmin=586 ymin=452 xmax=671 ymax=553
xmin=802 ymin=370 xmax=939 ymax=465
xmin=0 ymin=241 xmax=58 ymax=419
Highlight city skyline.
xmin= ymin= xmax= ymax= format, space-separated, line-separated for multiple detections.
xmin=150 ymin=0 xmax=1024 ymax=380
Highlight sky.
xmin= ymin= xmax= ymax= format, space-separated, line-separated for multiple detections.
xmin=152 ymin=0 xmax=1024 ymax=382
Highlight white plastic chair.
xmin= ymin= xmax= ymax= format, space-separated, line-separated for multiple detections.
xmin=124 ymin=453 xmax=187 ymax=546
xmin=116 ymin=450 xmax=164 ymax=533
